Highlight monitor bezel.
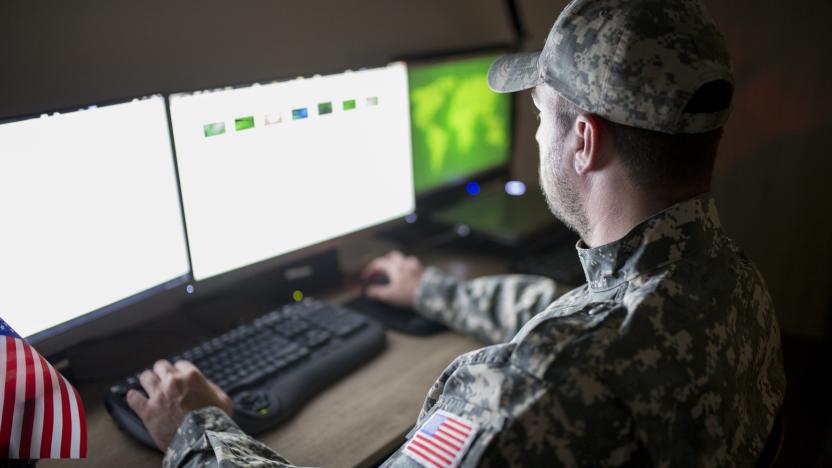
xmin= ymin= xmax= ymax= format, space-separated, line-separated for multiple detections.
xmin=186 ymin=213 xmax=411 ymax=300
xmin=0 ymin=93 xmax=196 ymax=358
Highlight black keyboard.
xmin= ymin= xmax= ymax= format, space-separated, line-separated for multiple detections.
xmin=105 ymin=298 xmax=386 ymax=449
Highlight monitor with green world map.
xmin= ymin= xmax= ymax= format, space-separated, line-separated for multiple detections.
xmin=407 ymin=54 xmax=512 ymax=195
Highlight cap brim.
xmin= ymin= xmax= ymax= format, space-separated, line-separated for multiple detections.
xmin=487 ymin=51 xmax=543 ymax=93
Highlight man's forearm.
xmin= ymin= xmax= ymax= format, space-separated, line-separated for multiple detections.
xmin=414 ymin=267 xmax=565 ymax=343
xmin=164 ymin=407 xmax=297 ymax=468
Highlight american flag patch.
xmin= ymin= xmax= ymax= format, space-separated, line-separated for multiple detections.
xmin=1 ymin=317 xmax=87 ymax=459
xmin=403 ymin=410 xmax=479 ymax=468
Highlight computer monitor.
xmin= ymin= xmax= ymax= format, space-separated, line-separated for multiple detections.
xmin=0 ymin=95 xmax=192 ymax=356
xmin=169 ymin=62 xmax=414 ymax=283
xmin=407 ymin=54 xmax=512 ymax=197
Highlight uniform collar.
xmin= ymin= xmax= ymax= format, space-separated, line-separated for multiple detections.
xmin=576 ymin=193 xmax=722 ymax=291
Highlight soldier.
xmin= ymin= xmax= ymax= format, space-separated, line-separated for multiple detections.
xmin=127 ymin=0 xmax=786 ymax=466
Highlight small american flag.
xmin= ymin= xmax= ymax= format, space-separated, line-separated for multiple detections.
xmin=404 ymin=410 xmax=479 ymax=468
xmin=1 ymin=317 xmax=87 ymax=459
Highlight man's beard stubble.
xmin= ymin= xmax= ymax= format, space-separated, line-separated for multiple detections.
xmin=540 ymin=150 xmax=590 ymax=240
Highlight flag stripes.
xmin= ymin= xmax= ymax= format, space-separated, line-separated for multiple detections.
xmin=1 ymin=337 xmax=16 ymax=455
xmin=19 ymin=339 xmax=37 ymax=457
xmin=403 ymin=410 xmax=479 ymax=468
xmin=1 ymin=331 xmax=87 ymax=459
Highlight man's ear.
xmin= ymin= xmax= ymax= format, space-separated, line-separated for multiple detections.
xmin=573 ymin=114 xmax=603 ymax=175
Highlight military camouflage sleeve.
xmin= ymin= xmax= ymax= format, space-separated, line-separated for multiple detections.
xmin=379 ymin=312 xmax=643 ymax=467
xmin=413 ymin=267 xmax=568 ymax=344
xmin=163 ymin=407 xmax=298 ymax=468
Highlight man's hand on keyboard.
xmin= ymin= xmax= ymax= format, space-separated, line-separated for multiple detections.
xmin=126 ymin=359 xmax=234 ymax=451
xmin=362 ymin=250 xmax=423 ymax=308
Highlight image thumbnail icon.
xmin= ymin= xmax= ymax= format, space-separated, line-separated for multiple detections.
xmin=318 ymin=102 xmax=333 ymax=115
xmin=235 ymin=116 xmax=255 ymax=131
xmin=265 ymin=113 xmax=283 ymax=125
xmin=342 ymin=99 xmax=356 ymax=111
xmin=203 ymin=122 xmax=226 ymax=137
xmin=292 ymin=108 xmax=309 ymax=120
xmin=366 ymin=96 xmax=379 ymax=106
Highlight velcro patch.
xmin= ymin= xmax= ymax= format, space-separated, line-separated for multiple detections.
xmin=403 ymin=410 xmax=479 ymax=468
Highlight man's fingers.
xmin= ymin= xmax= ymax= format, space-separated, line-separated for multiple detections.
xmin=139 ymin=369 xmax=161 ymax=398
xmin=173 ymin=360 xmax=207 ymax=385
xmin=153 ymin=359 xmax=176 ymax=377
xmin=173 ymin=359 xmax=198 ymax=373
xmin=362 ymin=257 xmax=391 ymax=280
xmin=362 ymin=250 xmax=408 ymax=280
xmin=125 ymin=389 xmax=149 ymax=418
xmin=180 ymin=360 xmax=224 ymax=395
xmin=386 ymin=250 xmax=405 ymax=261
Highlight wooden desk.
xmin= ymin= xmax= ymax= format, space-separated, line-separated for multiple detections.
xmin=42 ymin=250 xmax=507 ymax=467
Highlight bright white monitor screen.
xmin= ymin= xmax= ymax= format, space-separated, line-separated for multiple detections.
xmin=170 ymin=62 xmax=415 ymax=281
xmin=0 ymin=96 xmax=191 ymax=339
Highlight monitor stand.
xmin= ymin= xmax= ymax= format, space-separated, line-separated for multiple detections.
xmin=428 ymin=187 xmax=567 ymax=249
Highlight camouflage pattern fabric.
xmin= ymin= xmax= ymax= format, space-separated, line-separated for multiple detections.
xmin=415 ymin=270 xmax=570 ymax=345
xmin=165 ymin=194 xmax=785 ymax=467
xmin=164 ymin=406 xmax=297 ymax=468
xmin=488 ymin=0 xmax=734 ymax=135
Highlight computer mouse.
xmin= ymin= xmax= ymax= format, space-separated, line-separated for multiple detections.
xmin=363 ymin=272 xmax=391 ymax=287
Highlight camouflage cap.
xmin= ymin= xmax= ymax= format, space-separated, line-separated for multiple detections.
xmin=488 ymin=0 xmax=734 ymax=134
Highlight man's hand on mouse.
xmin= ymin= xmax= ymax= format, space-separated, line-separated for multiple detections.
xmin=126 ymin=359 xmax=233 ymax=451
xmin=362 ymin=250 xmax=424 ymax=308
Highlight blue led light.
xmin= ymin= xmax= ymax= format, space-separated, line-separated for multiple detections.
xmin=466 ymin=181 xmax=480 ymax=196
xmin=505 ymin=180 xmax=527 ymax=196
xmin=186 ymin=284 xmax=195 ymax=294
xmin=405 ymin=213 xmax=418 ymax=224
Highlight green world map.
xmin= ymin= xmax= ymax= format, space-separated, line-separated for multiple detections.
xmin=409 ymin=56 xmax=511 ymax=193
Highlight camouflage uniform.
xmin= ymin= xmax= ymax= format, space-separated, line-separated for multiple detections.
xmin=164 ymin=194 xmax=786 ymax=467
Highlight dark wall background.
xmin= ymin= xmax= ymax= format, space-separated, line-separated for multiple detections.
xmin=1 ymin=0 xmax=828 ymax=340
xmin=0 ymin=0 xmax=515 ymax=114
